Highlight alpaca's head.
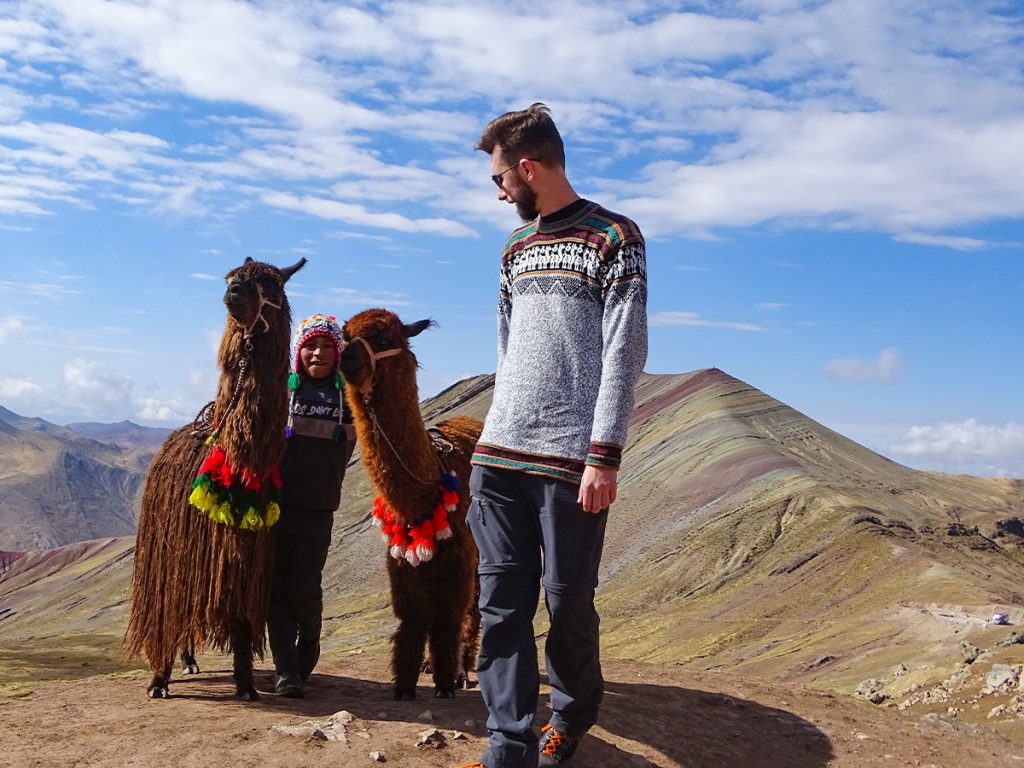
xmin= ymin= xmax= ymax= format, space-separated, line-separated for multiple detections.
xmin=223 ymin=257 xmax=307 ymax=338
xmin=340 ymin=308 xmax=433 ymax=396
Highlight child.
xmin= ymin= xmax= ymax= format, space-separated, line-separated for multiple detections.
xmin=268 ymin=313 xmax=356 ymax=698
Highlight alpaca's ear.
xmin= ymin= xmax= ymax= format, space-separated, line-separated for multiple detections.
xmin=280 ymin=257 xmax=307 ymax=283
xmin=244 ymin=256 xmax=254 ymax=265
xmin=402 ymin=319 xmax=435 ymax=338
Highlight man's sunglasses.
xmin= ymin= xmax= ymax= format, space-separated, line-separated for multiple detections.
xmin=491 ymin=158 xmax=541 ymax=188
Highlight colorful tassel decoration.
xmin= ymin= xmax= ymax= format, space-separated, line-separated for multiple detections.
xmin=370 ymin=471 xmax=459 ymax=567
xmin=189 ymin=445 xmax=283 ymax=529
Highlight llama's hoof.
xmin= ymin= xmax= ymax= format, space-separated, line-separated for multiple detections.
xmin=393 ymin=688 xmax=416 ymax=701
xmin=434 ymin=687 xmax=456 ymax=699
xmin=235 ymin=687 xmax=260 ymax=701
xmin=182 ymin=663 xmax=200 ymax=675
xmin=147 ymin=681 xmax=170 ymax=699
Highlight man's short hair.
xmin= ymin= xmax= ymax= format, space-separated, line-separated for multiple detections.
xmin=476 ymin=102 xmax=566 ymax=168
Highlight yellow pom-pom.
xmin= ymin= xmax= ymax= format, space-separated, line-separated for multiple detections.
xmin=211 ymin=502 xmax=234 ymax=527
xmin=240 ymin=507 xmax=262 ymax=530
xmin=265 ymin=502 xmax=281 ymax=528
xmin=189 ymin=485 xmax=217 ymax=512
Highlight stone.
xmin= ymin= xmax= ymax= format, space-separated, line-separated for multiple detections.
xmin=996 ymin=631 xmax=1024 ymax=648
xmin=959 ymin=640 xmax=981 ymax=664
xmin=854 ymin=679 xmax=887 ymax=704
xmin=415 ymin=727 xmax=446 ymax=749
xmin=369 ymin=752 xmax=386 ymax=763
xmin=271 ymin=710 xmax=353 ymax=743
xmin=985 ymin=663 xmax=1020 ymax=692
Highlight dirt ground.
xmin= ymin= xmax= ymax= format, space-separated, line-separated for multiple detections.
xmin=1 ymin=651 xmax=1022 ymax=768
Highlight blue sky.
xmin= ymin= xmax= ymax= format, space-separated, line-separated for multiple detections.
xmin=0 ymin=0 xmax=1021 ymax=477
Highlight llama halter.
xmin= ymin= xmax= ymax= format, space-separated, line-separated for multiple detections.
xmin=349 ymin=335 xmax=403 ymax=373
xmin=371 ymin=471 xmax=460 ymax=567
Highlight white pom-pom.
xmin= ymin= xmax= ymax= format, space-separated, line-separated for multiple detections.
xmin=416 ymin=544 xmax=433 ymax=562
xmin=390 ymin=544 xmax=405 ymax=560
xmin=405 ymin=549 xmax=421 ymax=567
xmin=371 ymin=516 xmax=383 ymax=528
xmin=435 ymin=527 xmax=452 ymax=541
xmin=445 ymin=503 xmax=456 ymax=512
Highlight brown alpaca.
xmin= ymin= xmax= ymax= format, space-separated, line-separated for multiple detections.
xmin=124 ymin=257 xmax=306 ymax=700
xmin=340 ymin=309 xmax=481 ymax=699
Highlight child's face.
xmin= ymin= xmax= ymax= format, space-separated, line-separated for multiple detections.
xmin=299 ymin=336 xmax=338 ymax=379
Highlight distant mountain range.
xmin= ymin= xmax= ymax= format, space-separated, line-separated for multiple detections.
xmin=0 ymin=405 xmax=170 ymax=550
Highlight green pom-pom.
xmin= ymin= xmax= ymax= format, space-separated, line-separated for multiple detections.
xmin=335 ymin=372 xmax=344 ymax=390
xmin=288 ymin=372 xmax=301 ymax=391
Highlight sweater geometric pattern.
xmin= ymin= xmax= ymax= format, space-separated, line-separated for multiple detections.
xmin=472 ymin=200 xmax=648 ymax=485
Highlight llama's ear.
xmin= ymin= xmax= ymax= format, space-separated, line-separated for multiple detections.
xmin=244 ymin=256 xmax=254 ymax=265
xmin=402 ymin=319 xmax=435 ymax=338
xmin=280 ymin=257 xmax=308 ymax=283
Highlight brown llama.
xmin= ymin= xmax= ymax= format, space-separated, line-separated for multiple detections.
xmin=340 ymin=309 xmax=481 ymax=699
xmin=125 ymin=256 xmax=306 ymax=700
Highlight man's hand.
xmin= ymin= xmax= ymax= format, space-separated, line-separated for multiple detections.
xmin=578 ymin=465 xmax=617 ymax=513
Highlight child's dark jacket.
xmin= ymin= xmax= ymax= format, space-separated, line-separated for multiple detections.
xmin=280 ymin=376 xmax=356 ymax=511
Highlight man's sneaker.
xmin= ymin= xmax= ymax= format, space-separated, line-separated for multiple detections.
xmin=458 ymin=763 xmax=485 ymax=768
xmin=538 ymin=723 xmax=583 ymax=766
xmin=274 ymin=673 xmax=304 ymax=698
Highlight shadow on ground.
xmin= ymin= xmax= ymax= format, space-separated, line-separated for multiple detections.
xmin=163 ymin=666 xmax=833 ymax=768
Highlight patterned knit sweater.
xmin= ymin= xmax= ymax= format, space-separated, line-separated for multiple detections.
xmin=472 ymin=199 xmax=648 ymax=485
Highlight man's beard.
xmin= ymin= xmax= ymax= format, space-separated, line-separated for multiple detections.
xmin=513 ymin=185 xmax=539 ymax=222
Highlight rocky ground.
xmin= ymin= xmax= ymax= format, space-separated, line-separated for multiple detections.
xmin=1 ymin=651 xmax=1022 ymax=768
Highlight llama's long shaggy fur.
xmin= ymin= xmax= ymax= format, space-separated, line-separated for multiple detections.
xmin=340 ymin=309 xmax=481 ymax=699
xmin=125 ymin=257 xmax=305 ymax=699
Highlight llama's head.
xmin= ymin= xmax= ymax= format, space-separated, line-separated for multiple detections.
xmin=340 ymin=308 xmax=434 ymax=395
xmin=223 ymin=257 xmax=307 ymax=338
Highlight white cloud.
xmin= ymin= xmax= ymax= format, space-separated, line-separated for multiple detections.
xmin=0 ymin=377 xmax=42 ymax=399
xmin=136 ymin=396 xmax=188 ymax=422
xmin=2 ymin=1 xmax=1021 ymax=240
xmin=0 ymin=314 xmax=24 ymax=342
xmin=649 ymin=311 xmax=766 ymax=331
xmin=824 ymin=347 xmax=901 ymax=383
xmin=893 ymin=232 xmax=989 ymax=251
xmin=63 ymin=357 xmax=133 ymax=413
xmin=0 ymin=279 xmax=83 ymax=300
xmin=323 ymin=286 xmax=412 ymax=308
xmin=890 ymin=419 xmax=1024 ymax=478
xmin=262 ymin=191 xmax=476 ymax=237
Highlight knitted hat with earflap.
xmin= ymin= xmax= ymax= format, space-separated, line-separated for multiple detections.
xmin=291 ymin=313 xmax=344 ymax=374
xmin=286 ymin=313 xmax=346 ymax=440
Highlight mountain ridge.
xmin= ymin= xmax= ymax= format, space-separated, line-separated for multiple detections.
xmin=2 ymin=368 xmax=1023 ymax=744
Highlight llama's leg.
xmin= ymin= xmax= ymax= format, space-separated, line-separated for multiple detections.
xmin=147 ymin=655 xmax=174 ymax=699
xmin=231 ymin=620 xmax=259 ymax=701
xmin=391 ymin=617 xmax=428 ymax=700
xmin=427 ymin=599 xmax=463 ymax=698
xmin=180 ymin=646 xmax=200 ymax=675
xmin=389 ymin=567 xmax=428 ymax=700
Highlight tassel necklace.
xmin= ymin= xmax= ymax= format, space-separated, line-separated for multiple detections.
xmin=188 ymin=443 xmax=282 ymax=530
xmin=371 ymin=471 xmax=460 ymax=567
